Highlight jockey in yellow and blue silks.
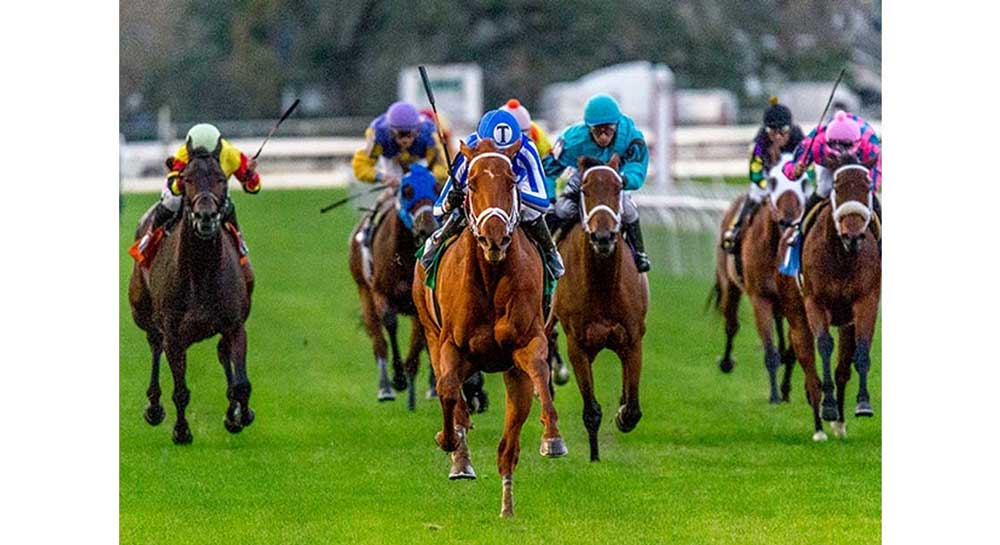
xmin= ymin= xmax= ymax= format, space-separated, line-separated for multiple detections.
xmin=542 ymin=94 xmax=651 ymax=272
xmin=352 ymin=101 xmax=449 ymax=186
xmin=420 ymin=109 xmax=564 ymax=277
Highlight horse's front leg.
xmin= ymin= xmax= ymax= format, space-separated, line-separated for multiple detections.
xmin=164 ymin=341 xmax=193 ymax=445
xmin=775 ymin=315 xmax=795 ymax=402
xmin=615 ymin=340 xmax=643 ymax=434
xmin=143 ymin=331 xmax=166 ymax=426
xmin=223 ymin=326 xmax=254 ymax=431
xmin=805 ymin=298 xmax=839 ymax=421
xmin=497 ymin=367 xmax=535 ymax=517
xmin=852 ymin=292 xmax=880 ymax=418
xmin=514 ymin=334 xmax=567 ymax=457
xmin=403 ymin=316 xmax=426 ymax=411
xmin=749 ymin=295 xmax=782 ymax=404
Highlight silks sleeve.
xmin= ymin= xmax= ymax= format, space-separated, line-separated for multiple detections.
xmin=426 ymin=132 xmax=450 ymax=182
xmin=530 ymin=122 xmax=553 ymax=158
xmin=352 ymin=127 xmax=384 ymax=183
xmin=749 ymin=142 xmax=767 ymax=189
xmin=166 ymin=144 xmax=189 ymax=195
xmin=620 ymin=137 xmax=649 ymax=191
xmin=784 ymin=129 xmax=818 ymax=180
xmin=220 ymin=139 xmax=260 ymax=194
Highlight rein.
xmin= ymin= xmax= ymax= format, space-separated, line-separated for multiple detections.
xmin=830 ymin=164 xmax=873 ymax=236
xmin=579 ymin=166 xmax=624 ymax=234
xmin=465 ymin=153 xmax=520 ymax=239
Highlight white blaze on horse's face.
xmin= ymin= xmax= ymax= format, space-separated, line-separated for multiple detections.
xmin=466 ymin=152 xmax=519 ymax=261
xmin=768 ymin=153 xmax=806 ymax=223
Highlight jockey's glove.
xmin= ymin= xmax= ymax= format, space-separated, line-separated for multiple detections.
xmin=445 ymin=185 xmax=465 ymax=213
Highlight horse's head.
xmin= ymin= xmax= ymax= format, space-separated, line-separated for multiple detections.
xmin=830 ymin=154 xmax=874 ymax=253
xmin=577 ymin=154 xmax=623 ymax=257
xmin=766 ymin=153 xmax=806 ymax=229
xmin=180 ymin=152 xmax=227 ymax=239
xmin=461 ymin=137 xmax=523 ymax=263
xmin=398 ymin=164 xmax=440 ymax=245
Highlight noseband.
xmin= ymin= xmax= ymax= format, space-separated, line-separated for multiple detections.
xmin=465 ymin=152 xmax=520 ymax=239
xmin=830 ymin=164 xmax=873 ymax=236
xmin=579 ymin=166 xmax=623 ymax=234
xmin=187 ymin=189 xmax=223 ymax=238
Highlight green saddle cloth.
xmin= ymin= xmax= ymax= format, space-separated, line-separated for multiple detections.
xmin=416 ymin=235 xmax=557 ymax=297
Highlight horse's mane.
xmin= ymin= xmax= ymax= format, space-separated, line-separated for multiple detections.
xmin=579 ymin=156 xmax=606 ymax=172
xmin=182 ymin=152 xmax=225 ymax=181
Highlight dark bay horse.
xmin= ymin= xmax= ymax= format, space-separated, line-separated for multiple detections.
xmin=128 ymin=153 xmax=254 ymax=444
xmin=713 ymin=155 xmax=826 ymax=439
xmin=413 ymin=138 xmax=566 ymax=518
xmin=799 ymin=156 xmax=881 ymax=439
xmin=550 ymin=155 xmax=648 ymax=461
xmin=349 ymin=165 xmax=439 ymax=410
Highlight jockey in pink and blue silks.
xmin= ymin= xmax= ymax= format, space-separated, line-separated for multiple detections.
xmin=784 ymin=110 xmax=882 ymax=221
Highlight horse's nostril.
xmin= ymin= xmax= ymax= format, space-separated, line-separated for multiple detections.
xmin=501 ymin=236 xmax=511 ymax=246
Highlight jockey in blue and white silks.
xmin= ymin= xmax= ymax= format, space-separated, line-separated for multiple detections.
xmin=421 ymin=109 xmax=564 ymax=277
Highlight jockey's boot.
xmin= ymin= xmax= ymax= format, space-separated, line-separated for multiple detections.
xmin=523 ymin=215 xmax=565 ymax=279
xmin=420 ymin=211 xmax=465 ymax=270
xmin=872 ymin=193 xmax=882 ymax=254
xmin=544 ymin=210 xmax=571 ymax=244
xmin=622 ymin=218 xmax=651 ymax=273
xmin=135 ymin=203 xmax=178 ymax=254
xmin=788 ymin=192 xmax=826 ymax=246
xmin=721 ymin=197 xmax=755 ymax=253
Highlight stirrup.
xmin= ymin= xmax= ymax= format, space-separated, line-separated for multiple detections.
xmin=635 ymin=252 xmax=651 ymax=273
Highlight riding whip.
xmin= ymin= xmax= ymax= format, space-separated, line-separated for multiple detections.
xmin=253 ymin=98 xmax=301 ymax=160
xmin=807 ymin=68 xmax=847 ymax=164
xmin=320 ymin=184 xmax=387 ymax=214
xmin=417 ymin=66 xmax=456 ymax=176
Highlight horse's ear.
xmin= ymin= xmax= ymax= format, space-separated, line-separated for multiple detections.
xmin=608 ymin=153 xmax=621 ymax=171
xmin=460 ymin=140 xmax=473 ymax=161
xmin=503 ymin=137 xmax=522 ymax=160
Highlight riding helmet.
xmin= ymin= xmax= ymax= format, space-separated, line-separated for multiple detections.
xmin=386 ymin=101 xmax=420 ymax=131
xmin=185 ymin=123 xmax=222 ymax=156
xmin=762 ymin=96 xmax=792 ymax=129
xmin=476 ymin=109 xmax=521 ymax=149
xmin=584 ymin=94 xmax=622 ymax=126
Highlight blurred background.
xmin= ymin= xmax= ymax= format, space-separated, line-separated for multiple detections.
xmin=119 ymin=0 xmax=881 ymax=276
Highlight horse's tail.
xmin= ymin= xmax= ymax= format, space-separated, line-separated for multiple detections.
xmin=706 ymin=278 xmax=723 ymax=315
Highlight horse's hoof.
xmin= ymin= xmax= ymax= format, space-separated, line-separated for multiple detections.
xmin=239 ymin=407 xmax=255 ymax=427
xmin=821 ymin=402 xmax=840 ymax=422
xmin=769 ymin=395 xmax=781 ymax=405
xmin=377 ymin=387 xmax=396 ymax=402
xmin=812 ymin=430 xmax=828 ymax=442
xmin=144 ymin=404 xmax=165 ymax=426
xmin=391 ymin=373 xmax=409 ymax=392
xmin=831 ymin=421 xmax=847 ymax=438
xmin=426 ymin=388 xmax=438 ymax=400
xmin=615 ymin=405 xmax=641 ymax=433
xmin=539 ymin=436 xmax=568 ymax=457
xmin=172 ymin=426 xmax=193 ymax=445
xmin=448 ymin=459 xmax=477 ymax=480
xmin=718 ymin=356 xmax=735 ymax=374
xmin=224 ymin=417 xmax=243 ymax=434
xmin=554 ymin=365 xmax=571 ymax=386
xmin=855 ymin=401 xmax=874 ymax=417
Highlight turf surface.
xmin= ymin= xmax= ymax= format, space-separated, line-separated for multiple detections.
xmin=120 ymin=188 xmax=880 ymax=544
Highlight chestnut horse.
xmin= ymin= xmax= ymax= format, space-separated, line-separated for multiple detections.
xmin=799 ymin=156 xmax=881 ymax=439
xmin=414 ymin=138 xmax=566 ymax=518
xmin=349 ymin=165 xmax=440 ymax=410
xmin=713 ymin=155 xmax=826 ymax=439
xmin=550 ymin=155 xmax=648 ymax=461
xmin=128 ymin=153 xmax=254 ymax=444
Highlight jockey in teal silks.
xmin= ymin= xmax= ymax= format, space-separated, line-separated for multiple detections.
xmin=542 ymin=94 xmax=651 ymax=272
xmin=420 ymin=109 xmax=564 ymax=277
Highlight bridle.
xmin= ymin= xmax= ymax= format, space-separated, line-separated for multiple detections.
xmin=465 ymin=152 xmax=520 ymax=239
xmin=830 ymin=164 xmax=873 ymax=236
xmin=579 ymin=165 xmax=623 ymax=234
xmin=185 ymin=179 xmax=225 ymax=239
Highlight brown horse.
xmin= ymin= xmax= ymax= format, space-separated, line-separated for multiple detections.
xmin=349 ymin=165 xmax=440 ymax=410
xmin=799 ymin=156 xmax=881 ymax=438
xmin=413 ymin=138 xmax=566 ymax=518
xmin=713 ymin=155 xmax=826 ymax=438
xmin=550 ymin=155 xmax=648 ymax=461
xmin=128 ymin=153 xmax=254 ymax=444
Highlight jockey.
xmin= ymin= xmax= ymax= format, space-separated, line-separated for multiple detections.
xmin=721 ymin=97 xmax=806 ymax=252
xmin=133 ymin=123 xmax=259 ymax=259
xmin=784 ymin=110 xmax=882 ymax=222
xmin=420 ymin=109 xmax=564 ymax=278
xmin=542 ymin=94 xmax=651 ymax=272
xmin=500 ymin=98 xmax=556 ymax=200
xmin=352 ymin=101 xmax=449 ymax=187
